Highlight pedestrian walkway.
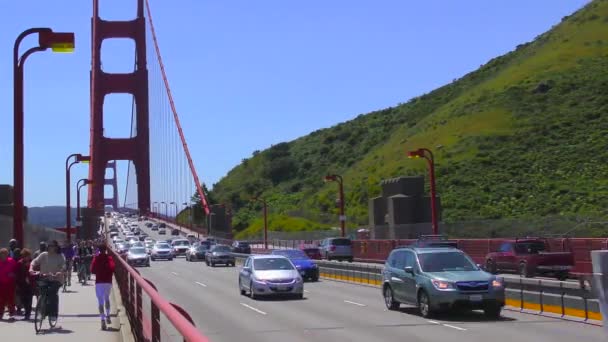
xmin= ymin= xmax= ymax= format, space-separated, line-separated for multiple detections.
xmin=0 ymin=273 xmax=125 ymax=341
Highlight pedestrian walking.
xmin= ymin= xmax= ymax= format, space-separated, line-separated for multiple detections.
xmin=15 ymin=248 xmax=34 ymax=320
xmin=0 ymin=248 xmax=17 ymax=320
xmin=90 ymin=243 xmax=115 ymax=330
xmin=33 ymin=241 xmax=48 ymax=259
xmin=8 ymin=239 xmax=18 ymax=258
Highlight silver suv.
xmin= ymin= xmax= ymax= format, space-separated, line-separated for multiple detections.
xmin=319 ymin=237 xmax=353 ymax=262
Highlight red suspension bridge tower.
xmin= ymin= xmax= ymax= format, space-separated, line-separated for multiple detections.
xmin=88 ymin=0 xmax=150 ymax=214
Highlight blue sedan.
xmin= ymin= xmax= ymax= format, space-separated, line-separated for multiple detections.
xmin=271 ymin=249 xmax=320 ymax=281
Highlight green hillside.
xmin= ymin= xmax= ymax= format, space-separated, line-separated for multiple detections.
xmin=205 ymin=1 xmax=608 ymax=238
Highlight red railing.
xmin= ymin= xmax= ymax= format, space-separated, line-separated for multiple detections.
xmin=111 ymin=247 xmax=209 ymax=342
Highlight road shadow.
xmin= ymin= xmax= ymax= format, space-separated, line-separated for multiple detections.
xmin=104 ymin=327 xmax=120 ymax=332
xmin=397 ymin=306 xmax=517 ymax=323
xmin=39 ymin=327 xmax=74 ymax=334
xmin=253 ymin=296 xmax=308 ymax=302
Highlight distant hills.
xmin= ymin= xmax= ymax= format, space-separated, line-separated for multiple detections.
xmin=198 ymin=1 xmax=608 ymax=238
xmin=27 ymin=206 xmax=77 ymax=228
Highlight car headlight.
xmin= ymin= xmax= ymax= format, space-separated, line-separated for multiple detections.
xmin=296 ymin=276 xmax=303 ymax=283
xmin=431 ymin=280 xmax=454 ymax=290
xmin=296 ymin=265 xmax=302 ymax=269
xmin=492 ymin=278 xmax=503 ymax=288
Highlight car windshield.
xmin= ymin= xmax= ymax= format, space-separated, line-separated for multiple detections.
xmin=331 ymin=238 xmax=351 ymax=246
xmin=418 ymin=252 xmax=478 ymax=272
xmin=274 ymin=250 xmax=308 ymax=259
xmin=237 ymin=242 xmax=249 ymax=247
xmin=254 ymin=258 xmax=295 ymax=271
xmin=196 ymin=246 xmax=208 ymax=251
xmin=212 ymin=246 xmax=231 ymax=252
xmin=173 ymin=240 xmax=190 ymax=246
xmin=156 ymin=244 xmax=170 ymax=249
xmin=130 ymin=248 xmax=146 ymax=254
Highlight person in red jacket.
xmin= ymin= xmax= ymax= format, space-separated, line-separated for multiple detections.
xmin=15 ymin=248 xmax=34 ymax=320
xmin=90 ymin=243 xmax=115 ymax=330
xmin=0 ymin=248 xmax=17 ymax=320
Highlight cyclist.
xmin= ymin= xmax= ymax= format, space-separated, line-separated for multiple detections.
xmin=29 ymin=240 xmax=65 ymax=323
xmin=76 ymin=241 xmax=93 ymax=285
xmin=90 ymin=243 xmax=115 ymax=330
xmin=61 ymin=241 xmax=75 ymax=287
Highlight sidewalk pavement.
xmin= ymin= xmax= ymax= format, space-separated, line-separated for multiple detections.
xmin=0 ymin=273 xmax=125 ymax=341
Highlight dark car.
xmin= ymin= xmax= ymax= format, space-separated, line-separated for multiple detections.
xmin=272 ymin=249 xmax=319 ymax=281
xmin=485 ymin=239 xmax=574 ymax=280
xmin=205 ymin=245 xmax=235 ymax=267
xmin=171 ymin=228 xmax=180 ymax=236
xmin=232 ymin=241 xmax=251 ymax=254
xmin=186 ymin=244 xmax=210 ymax=262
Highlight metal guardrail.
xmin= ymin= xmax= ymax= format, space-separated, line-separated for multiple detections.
xmin=110 ymin=247 xmax=210 ymax=342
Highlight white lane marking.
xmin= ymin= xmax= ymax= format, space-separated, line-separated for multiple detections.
xmin=343 ymin=300 xmax=367 ymax=307
xmin=195 ymin=281 xmax=207 ymax=287
xmin=427 ymin=320 xmax=440 ymax=325
xmin=171 ymin=272 xmax=179 ymax=276
xmin=304 ymin=289 xmax=310 ymax=293
xmin=239 ymin=303 xmax=267 ymax=315
xmin=442 ymin=324 xmax=466 ymax=331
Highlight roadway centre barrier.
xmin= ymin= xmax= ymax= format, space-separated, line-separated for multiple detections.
xmin=231 ymin=252 xmax=602 ymax=323
xmin=111 ymin=248 xmax=210 ymax=342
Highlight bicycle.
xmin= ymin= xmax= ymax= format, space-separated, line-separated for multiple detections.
xmin=34 ymin=274 xmax=62 ymax=333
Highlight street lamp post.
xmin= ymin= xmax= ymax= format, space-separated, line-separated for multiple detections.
xmin=161 ymin=202 xmax=168 ymax=220
xmin=152 ymin=201 xmax=158 ymax=217
xmin=13 ymin=28 xmax=75 ymax=246
xmin=407 ymin=148 xmax=438 ymax=235
xmin=252 ymin=197 xmax=268 ymax=250
xmin=65 ymin=154 xmax=90 ymax=242
xmin=170 ymin=201 xmax=180 ymax=231
xmin=76 ymin=178 xmax=93 ymax=228
xmin=324 ymin=174 xmax=346 ymax=237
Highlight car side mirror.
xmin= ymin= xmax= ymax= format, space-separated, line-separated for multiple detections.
xmin=243 ymin=266 xmax=251 ymax=272
xmin=404 ymin=266 xmax=414 ymax=274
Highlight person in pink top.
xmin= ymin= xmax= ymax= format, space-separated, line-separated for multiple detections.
xmin=0 ymin=248 xmax=17 ymax=320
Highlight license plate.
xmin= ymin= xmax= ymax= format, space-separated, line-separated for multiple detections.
xmin=276 ymin=286 xmax=288 ymax=291
xmin=469 ymin=295 xmax=483 ymax=302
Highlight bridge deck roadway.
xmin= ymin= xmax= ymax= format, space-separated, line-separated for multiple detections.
xmin=129 ymin=220 xmax=602 ymax=342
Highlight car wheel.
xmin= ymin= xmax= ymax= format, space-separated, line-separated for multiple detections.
xmin=151 ymin=257 xmax=155 ymax=261
xmin=312 ymin=276 xmax=319 ymax=282
xmin=485 ymin=259 xmax=496 ymax=274
xmin=249 ymin=282 xmax=257 ymax=300
xmin=519 ymin=262 xmax=533 ymax=278
xmin=169 ymin=258 xmax=173 ymax=261
xmin=483 ymin=304 xmax=502 ymax=319
xmin=418 ymin=290 xmax=433 ymax=318
xmin=384 ymin=285 xmax=400 ymax=310
xmin=296 ymin=293 xmax=304 ymax=300
xmin=211 ymin=262 xmax=215 ymax=267
xmin=206 ymin=260 xmax=209 ymax=266
xmin=556 ymin=272 xmax=568 ymax=281
xmin=239 ymin=280 xmax=246 ymax=296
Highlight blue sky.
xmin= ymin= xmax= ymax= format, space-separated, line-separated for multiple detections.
xmin=0 ymin=0 xmax=590 ymax=207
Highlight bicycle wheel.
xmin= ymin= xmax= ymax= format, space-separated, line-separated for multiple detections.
xmin=49 ymin=313 xmax=58 ymax=328
xmin=34 ymin=296 xmax=46 ymax=333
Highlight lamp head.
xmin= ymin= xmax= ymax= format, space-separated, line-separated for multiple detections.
xmin=39 ymin=30 xmax=75 ymax=53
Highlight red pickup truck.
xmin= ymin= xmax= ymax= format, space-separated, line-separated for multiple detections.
xmin=484 ymin=239 xmax=574 ymax=280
